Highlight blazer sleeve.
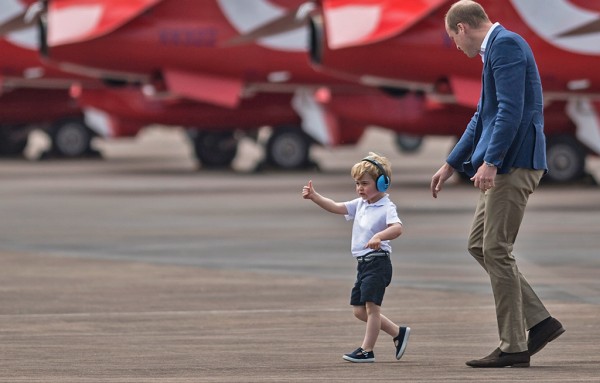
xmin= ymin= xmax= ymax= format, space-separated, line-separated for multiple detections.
xmin=447 ymin=109 xmax=478 ymax=171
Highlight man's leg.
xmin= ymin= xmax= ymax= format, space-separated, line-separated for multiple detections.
xmin=467 ymin=169 xmax=549 ymax=352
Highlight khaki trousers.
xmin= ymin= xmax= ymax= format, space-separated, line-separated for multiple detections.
xmin=467 ymin=167 xmax=549 ymax=353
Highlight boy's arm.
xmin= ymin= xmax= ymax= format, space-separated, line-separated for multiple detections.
xmin=302 ymin=180 xmax=348 ymax=215
xmin=365 ymin=222 xmax=403 ymax=250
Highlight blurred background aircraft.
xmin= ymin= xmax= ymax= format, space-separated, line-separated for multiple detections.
xmin=304 ymin=0 xmax=600 ymax=182
xmin=2 ymin=0 xmax=598 ymax=183
xmin=0 ymin=0 xmax=98 ymax=158
xmin=4 ymin=0 xmax=453 ymax=170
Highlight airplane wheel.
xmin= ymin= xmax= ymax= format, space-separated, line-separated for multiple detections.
xmin=266 ymin=127 xmax=311 ymax=169
xmin=395 ymin=133 xmax=423 ymax=153
xmin=191 ymin=131 xmax=238 ymax=168
xmin=50 ymin=118 xmax=95 ymax=158
xmin=545 ymin=134 xmax=585 ymax=183
xmin=0 ymin=126 xmax=29 ymax=157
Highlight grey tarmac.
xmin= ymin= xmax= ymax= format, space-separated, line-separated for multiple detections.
xmin=1 ymin=128 xmax=599 ymax=382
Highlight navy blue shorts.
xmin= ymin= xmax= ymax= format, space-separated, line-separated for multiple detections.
xmin=350 ymin=255 xmax=392 ymax=306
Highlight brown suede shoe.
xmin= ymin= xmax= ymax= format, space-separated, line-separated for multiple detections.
xmin=528 ymin=316 xmax=565 ymax=356
xmin=466 ymin=348 xmax=530 ymax=368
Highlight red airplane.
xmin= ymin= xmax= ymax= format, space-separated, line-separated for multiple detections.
xmin=1 ymin=0 xmax=319 ymax=166
xmin=32 ymin=0 xmax=477 ymax=170
xmin=302 ymin=0 xmax=600 ymax=182
xmin=0 ymin=0 xmax=99 ymax=158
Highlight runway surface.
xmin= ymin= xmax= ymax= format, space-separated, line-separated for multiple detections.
xmin=1 ymin=128 xmax=599 ymax=381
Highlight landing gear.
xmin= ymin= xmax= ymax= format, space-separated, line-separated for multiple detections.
xmin=48 ymin=118 xmax=98 ymax=158
xmin=545 ymin=134 xmax=586 ymax=183
xmin=265 ymin=126 xmax=312 ymax=169
xmin=188 ymin=126 xmax=314 ymax=171
xmin=189 ymin=130 xmax=238 ymax=168
xmin=0 ymin=126 xmax=29 ymax=158
xmin=395 ymin=133 xmax=423 ymax=153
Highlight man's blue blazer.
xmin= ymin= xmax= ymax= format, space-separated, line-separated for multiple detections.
xmin=447 ymin=25 xmax=547 ymax=177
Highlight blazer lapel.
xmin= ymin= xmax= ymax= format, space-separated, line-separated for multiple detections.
xmin=473 ymin=26 xmax=504 ymax=148
xmin=479 ymin=25 xmax=505 ymax=108
xmin=483 ymin=25 xmax=504 ymax=69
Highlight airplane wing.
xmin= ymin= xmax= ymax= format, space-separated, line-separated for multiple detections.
xmin=46 ymin=0 xmax=163 ymax=47
xmin=162 ymin=69 xmax=243 ymax=109
xmin=448 ymin=76 xmax=481 ymax=108
xmin=322 ymin=0 xmax=449 ymax=49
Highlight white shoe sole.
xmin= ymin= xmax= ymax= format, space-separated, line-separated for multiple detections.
xmin=342 ymin=355 xmax=375 ymax=363
xmin=395 ymin=327 xmax=411 ymax=360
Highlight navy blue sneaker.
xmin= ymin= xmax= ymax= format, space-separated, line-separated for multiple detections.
xmin=343 ymin=347 xmax=375 ymax=363
xmin=393 ymin=326 xmax=411 ymax=360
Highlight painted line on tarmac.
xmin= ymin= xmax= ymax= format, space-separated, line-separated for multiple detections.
xmin=0 ymin=308 xmax=345 ymax=319
xmin=0 ymin=305 xmax=495 ymax=319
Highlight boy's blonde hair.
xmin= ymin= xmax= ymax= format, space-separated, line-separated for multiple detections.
xmin=351 ymin=152 xmax=392 ymax=182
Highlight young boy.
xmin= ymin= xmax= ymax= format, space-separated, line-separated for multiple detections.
xmin=301 ymin=152 xmax=410 ymax=363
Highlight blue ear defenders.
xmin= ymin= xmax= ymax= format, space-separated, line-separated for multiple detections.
xmin=362 ymin=158 xmax=390 ymax=192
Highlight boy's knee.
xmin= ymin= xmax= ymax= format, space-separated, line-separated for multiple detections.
xmin=353 ymin=306 xmax=367 ymax=321
xmin=365 ymin=302 xmax=380 ymax=315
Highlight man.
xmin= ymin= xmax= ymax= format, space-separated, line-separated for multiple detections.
xmin=430 ymin=0 xmax=565 ymax=368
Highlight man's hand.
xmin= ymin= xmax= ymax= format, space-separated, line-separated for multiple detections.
xmin=431 ymin=163 xmax=455 ymax=198
xmin=470 ymin=164 xmax=497 ymax=191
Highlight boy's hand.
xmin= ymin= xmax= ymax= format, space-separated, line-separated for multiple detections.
xmin=302 ymin=180 xmax=315 ymax=200
xmin=365 ymin=236 xmax=382 ymax=250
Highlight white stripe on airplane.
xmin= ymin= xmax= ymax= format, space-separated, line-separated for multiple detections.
xmin=4 ymin=0 xmax=308 ymax=52
xmin=1 ymin=0 xmax=38 ymax=50
xmin=5 ymin=1 xmax=599 ymax=56
xmin=511 ymin=0 xmax=600 ymax=55
xmin=0 ymin=0 xmax=23 ymax=25
xmin=216 ymin=0 xmax=307 ymax=52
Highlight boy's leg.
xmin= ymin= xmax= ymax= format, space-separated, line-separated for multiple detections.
xmin=353 ymin=306 xmax=401 ymax=337
xmin=350 ymin=257 xmax=393 ymax=352
xmin=361 ymin=302 xmax=382 ymax=351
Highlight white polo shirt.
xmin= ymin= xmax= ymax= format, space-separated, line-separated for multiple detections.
xmin=344 ymin=194 xmax=402 ymax=257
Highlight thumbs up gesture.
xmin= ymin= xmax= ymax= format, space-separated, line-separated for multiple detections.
xmin=302 ymin=180 xmax=315 ymax=200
